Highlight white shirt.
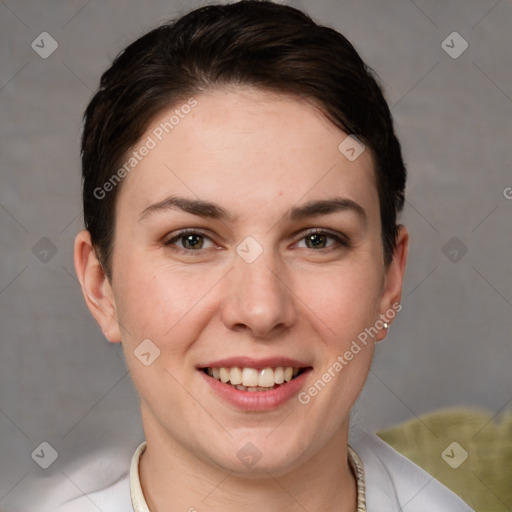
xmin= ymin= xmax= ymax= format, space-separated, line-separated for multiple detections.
xmin=51 ymin=430 xmax=474 ymax=512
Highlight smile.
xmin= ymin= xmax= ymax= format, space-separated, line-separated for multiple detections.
xmin=203 ymin=366 xmax=304 ymax=392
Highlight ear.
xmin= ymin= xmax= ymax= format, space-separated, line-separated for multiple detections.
xmin=73 ymin=230 xmax=122 ymax=343
xmin=375 ymin=225 xmax=409 ymax=341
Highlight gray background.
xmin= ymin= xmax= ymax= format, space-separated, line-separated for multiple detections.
xmin=1 ymin=0 xmax=511 ymax=510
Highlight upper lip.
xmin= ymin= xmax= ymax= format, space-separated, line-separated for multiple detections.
xmin=198 ymin=356 xmax=311 ymax=370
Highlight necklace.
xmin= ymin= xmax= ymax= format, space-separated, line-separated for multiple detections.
xmin=348 ymin=445 xmax=367 ymax=511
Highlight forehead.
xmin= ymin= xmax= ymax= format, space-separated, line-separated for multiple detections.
xmin=115 ymin=86 xmax=378 ymax=222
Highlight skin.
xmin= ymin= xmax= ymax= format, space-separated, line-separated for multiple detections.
xmin=75 ymin=86 xmax=408 ymax=512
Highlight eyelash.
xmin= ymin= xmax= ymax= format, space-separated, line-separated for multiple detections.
xmin=163 ymin=228 xmax=349 ymax=254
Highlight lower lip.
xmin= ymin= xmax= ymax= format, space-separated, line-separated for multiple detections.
xmin=198 ymin=369 xmax=312 ymax=412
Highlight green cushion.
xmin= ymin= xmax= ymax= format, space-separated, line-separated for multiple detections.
xmin=377 ymin=407 xmax=512 ymax=511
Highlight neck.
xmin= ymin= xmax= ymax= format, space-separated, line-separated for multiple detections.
xmin=138 ymin=409 xmax=357 ymax=512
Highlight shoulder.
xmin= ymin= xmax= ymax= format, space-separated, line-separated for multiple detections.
xmin=349 ymin=429 xmax=475 ymax=512
xmin=54 ymin=475 xmax=131 ymax=512
xmin=52 ymin=442 xmax=146 ymax=511
xmin=43 ymin=443 xmax=139 ymax=512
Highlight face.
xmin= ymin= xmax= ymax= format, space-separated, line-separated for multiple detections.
xmin=76 ymin=86 xmax=407 ymax=476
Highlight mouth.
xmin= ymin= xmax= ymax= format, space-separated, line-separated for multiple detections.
xmin=201 ymin=366 xmax=309 ymax=392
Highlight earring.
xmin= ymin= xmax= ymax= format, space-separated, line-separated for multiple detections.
xmin=383 ymin=322 xmax=389 ymax=329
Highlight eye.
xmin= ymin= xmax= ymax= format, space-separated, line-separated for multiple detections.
xmin=163 ymin=228 xmax=349 ymax=254
xmin=295 ymin=229 xmax=348 ymax=250
xmin=164 ymin=229 xmax=216 ymax=251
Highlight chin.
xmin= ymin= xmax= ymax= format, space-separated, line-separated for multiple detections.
xmin=201 ymin=431 xmax=314 ymax=477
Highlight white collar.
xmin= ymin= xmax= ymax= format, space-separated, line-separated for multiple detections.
xmin=130 ymin=442 xmax=149 ymax=512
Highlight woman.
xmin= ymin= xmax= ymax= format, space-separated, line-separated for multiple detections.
xmin=67 ymin=1 xmax=474 ymax=510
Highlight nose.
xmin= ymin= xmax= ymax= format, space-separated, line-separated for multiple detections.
xmin=221 ymin=248 xmax=297 ymax=340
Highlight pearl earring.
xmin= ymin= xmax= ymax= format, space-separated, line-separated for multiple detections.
xmin=383 ymin=322 xmax=389 ymax=329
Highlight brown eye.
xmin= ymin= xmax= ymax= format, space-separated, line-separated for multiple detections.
xmin=164 ymin=230 xmax=215 ymax=251
xmin=297 ymin=229 xmax=348 ymax=250
xmin=304 ymin=233 xmax=329 ymax=249
xmin=180 ymin=233 xmax=204 ymax=250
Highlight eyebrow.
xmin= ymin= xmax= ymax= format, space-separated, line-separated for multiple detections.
xmin=139 ymin=196 xmax=234 ymax=222
xmin=287 ymin=197 xmax=366 ymax=223
xmin=139 ymin=195 xmax=367 ymax=224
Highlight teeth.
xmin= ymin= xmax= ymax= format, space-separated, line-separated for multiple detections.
xmin=242 ymin=367 xmax=259 ymax=387
xmin=219 ymin=367 xmax=230 ymax=383
xmin=206 ymin=366 xmax=303 ymax=390
xmin=258 ymin=368 xmax=275 ymax=387
xmin=230 ymin=367 xmax=243 ymax=385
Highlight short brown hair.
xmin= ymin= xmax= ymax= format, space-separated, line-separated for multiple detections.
xmin=81 ymin=0 xmax=406 ymax=277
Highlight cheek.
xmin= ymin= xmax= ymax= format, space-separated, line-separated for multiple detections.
xmin=113 ymin=255 xmax=224 ymax=348
xmin=112 ymin=261 xmax=222 ymax=412
xmin=293 ymin=259 xmax=383 ymax=342
xmin=294 ymin=266 xmax=381 ymax=415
